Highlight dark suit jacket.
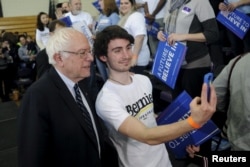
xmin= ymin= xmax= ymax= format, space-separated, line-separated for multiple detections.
xmin=18 ymin=67 xmax=118 ymax=167
xmin=36 ymin=48 xmax=51 ymax=79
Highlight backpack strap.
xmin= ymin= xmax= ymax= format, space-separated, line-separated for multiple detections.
xmin=222 ymin=53 xmax=246 ymax=138
xmin=227 ymin=55 xmax=243 ymax=89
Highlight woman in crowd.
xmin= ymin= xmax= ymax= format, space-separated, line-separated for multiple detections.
xmin=95 ymin=0 xmax=120 ymax=33
xmin=94 ymin=0 xmax=120 ymax=81
xmin=157 ymin=0 xmax=219 ymax=99
xmin=118 ymin=0 xmax=150 ymax=75
xmin=35 ymin=12 xmax=50 ymax=50
xmin=157 ymin=0 xmax=220 ymax=166
xmin=0 ymin=42 xmax=13 ymax=102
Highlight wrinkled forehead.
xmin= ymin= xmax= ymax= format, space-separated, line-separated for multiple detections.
xmin=66 ymin=33 xmax=90 ymax=50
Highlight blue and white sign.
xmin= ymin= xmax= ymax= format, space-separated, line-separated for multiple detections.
xmin=152 ymin=35 xmax=187 ymax=89
xmin=157 ymin=91 xmax=221 ymax=158
xmin=217 ymin=9 xmax=250 ymax=39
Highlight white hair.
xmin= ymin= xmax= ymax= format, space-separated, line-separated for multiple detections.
xmin=46 ymin=27 xmax=82 ymax=65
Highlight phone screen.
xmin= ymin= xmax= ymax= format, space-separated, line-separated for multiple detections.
xmin=204 ymin=73 xmax=213 ymax=102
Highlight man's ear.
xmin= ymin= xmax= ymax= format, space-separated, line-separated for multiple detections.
xmin=99 ymin=55 xmax=107 ymax=62
xmin=54 ymin=53 xmax=63 ymax=65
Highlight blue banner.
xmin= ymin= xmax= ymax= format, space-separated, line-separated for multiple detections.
xmin=151 ymin=35 xmax=187 ymax=89
xmin=217 ymin=9 xmax=250 ymax=39
xmin=59 ymin=16 xmax=72 ymax=27
xmin=157 ymin=91 xmax=220 ymax=158
xmin=92 ymin=0 xmax=102 ymax=12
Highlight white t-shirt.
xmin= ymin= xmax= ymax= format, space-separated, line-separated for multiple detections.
xmin=96 ymin=74 xmax=172 ymax=167
xmin=143 ymin=0 xmax=167 ymax=19
xmin=35 ymin=27 xmax=50 ymax=50
xmin=123 ymin=12 xmax=150 ymax=66
xmin=135 ymin=0 xmax=145 ymax=14
xmin=64 ymin=11 xmax=93 ymax=26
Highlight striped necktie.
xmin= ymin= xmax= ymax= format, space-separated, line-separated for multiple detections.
xmin=74 ymin=83 xmax=98 ymax=146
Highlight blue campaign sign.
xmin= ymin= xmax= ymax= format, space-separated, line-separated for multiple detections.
xmin=157 ymin=91 xmax=221 ymax=158
xmin=151 ymin=35 xmax=187 ymax=89
xmin=217 ymin=9 xmax=250 ymax=39
xmin=59 ymin=16 xmax=72 ymax=27
xmin=92 ymin=0 xmax=102 ymax=12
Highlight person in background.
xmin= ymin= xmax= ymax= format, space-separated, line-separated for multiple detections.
xmin=55 ymin=2 xmax=70 ymax=19
xmin=55 ymin=2 xmax=63 ymax=19
xmin=1 ymin=32 xmax=19 ymax=64
xmin=26 ymin=35 xmax=39 ymax=55
xmin=187 ymin=52 xmax=250 ymax=159
xmin=213 ymin=52 xmax=250 ymax=151
xmin=18 ymin=35 xmax=37 ymax=81
xmin=0 ymin=30 xmax=6 ymax=41
xmin=157 ymin=0 xmax=220 ymax=165
xmin=64 ymin=0 xmax=93 ymax=29
xmin=144 ymin=0 xmax=167 ymax=59
xmin=35 ymin=12 xmax=50 ymax=50
xmin=157 ymin=0 xmax=219 ymax=99
xmin=208 ymin=0 xmax=225 ymax=77
xmin=1 ymin=32 xmax=20 ymax=92
xmin=95 ymin=0 xmax=120 ymax=33
xmin=18 ymin=27 xmax=118 ymax=167
xmin=94 ymin=0 xmax=120 ymax=81
xmin=118 ymin=0 xmax=150 ymax=75
xmin=218 ymin=0 xmax=250 ymax=57
xmin=18 ymin=35 xmax=37 ymax=63
xmin=0 ymin=42 xmax=13 ymax=102
xmin=134 ymin=0 xmax=146 ymax=14
xmin=62 ymin=1 xmax=70 ymax=13
xmin=36 ymin=20 xmax=66 ymax=79
xmin=94 ymin=25 xmax=217 ymax=167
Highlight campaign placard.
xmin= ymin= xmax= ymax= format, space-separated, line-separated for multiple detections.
xmin=217 ymin=9 xmax=250 ymax=39
xmin=156 ymin=91 xmax=221 ymax=158
xmin=59 ymin=16 xmax=72 ymax=27
xmin=151 ymin=37 xmax=187 ymax=89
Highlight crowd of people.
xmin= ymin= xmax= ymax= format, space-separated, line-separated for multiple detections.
xmin=0 ymin=0 xmax=248 ymax=166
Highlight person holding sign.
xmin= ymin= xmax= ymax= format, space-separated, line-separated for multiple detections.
xmin=118 ymin=0 xmax=150 ymax=75
xmin=157 ymin=0 xmax=219 ymax=99
xmin=93 ymin=25 xmax=217 ymax=167
xmin=64 ymin=0 xmax=93 ymax=29
xmin=93 ymin=0 xmax=120 ymax=81
xmin=157 ymin=1 xmax=219 ymax=165
xmin=218 ymin=0 xmax=250 ymax=56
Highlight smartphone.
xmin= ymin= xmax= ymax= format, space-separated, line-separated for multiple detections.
xmin=203 ymin=73 xmax=213 ymax=102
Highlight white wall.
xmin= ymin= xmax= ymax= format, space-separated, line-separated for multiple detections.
xmin=2 ymin=0 xmax=49 ymax=17
xmin=2 ymin=0 xmax=99 ymax=17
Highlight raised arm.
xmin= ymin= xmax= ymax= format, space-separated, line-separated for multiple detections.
xmin=118 ymin=84 xmax=217 ymax=145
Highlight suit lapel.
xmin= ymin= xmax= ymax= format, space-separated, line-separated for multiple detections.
xmin=48 ymin=67 xmax=99 ymax=151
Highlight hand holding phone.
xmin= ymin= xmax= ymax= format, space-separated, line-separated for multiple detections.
xmin=203 ymin=73 xmax=213 ymax=102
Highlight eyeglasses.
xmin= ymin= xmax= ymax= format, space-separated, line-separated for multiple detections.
xmin=60 ymin=49 xmax=93 ymax=59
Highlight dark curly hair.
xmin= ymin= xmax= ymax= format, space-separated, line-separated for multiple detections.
xmin=93 ymin=25 xmax=134 ymax=62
